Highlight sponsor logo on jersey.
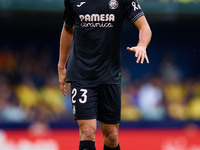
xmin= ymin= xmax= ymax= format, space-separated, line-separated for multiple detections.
xmin=79 ymin=14 xmax=115 ymax=22
xmin=80 ymin=22 xmax=114 ymax=28
xmin=108 ymin=0 xmax=118 ymax=9
xmin=79 ymin=14 xmax=115 ymax=28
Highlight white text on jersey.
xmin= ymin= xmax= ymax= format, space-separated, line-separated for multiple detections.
xmin=79 ymin=14 xmax=115 ymax=22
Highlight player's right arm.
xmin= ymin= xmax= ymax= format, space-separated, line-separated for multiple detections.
xmin=58 ymin=26 xmax=74 ymax=96
xmin=124 ymin=0 xmax=151 ymax=64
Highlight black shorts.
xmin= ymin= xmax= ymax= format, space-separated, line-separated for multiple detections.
xmin=70 ymin=81 xmax=121 ymax=124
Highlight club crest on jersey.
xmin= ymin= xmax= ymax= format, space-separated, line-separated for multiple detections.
xmin=109 ymin=0 xmax=118 ymax=9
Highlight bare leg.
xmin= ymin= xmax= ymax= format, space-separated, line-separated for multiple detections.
xmin=100 ymin=121 xmax=119 ymax=148
xmin=77 ymin=119 xmax=97 ymax=141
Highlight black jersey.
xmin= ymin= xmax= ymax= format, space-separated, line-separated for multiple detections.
xmin=63 ymin=0 xmax=144 ymax=84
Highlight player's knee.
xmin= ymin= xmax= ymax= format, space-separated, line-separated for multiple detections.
xmin=80 ymin=125 xmax=96 ymax=140
xmin=106 ymin=132 xmax=118 ymax=144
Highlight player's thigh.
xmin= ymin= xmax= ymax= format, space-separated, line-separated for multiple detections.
xmin=71 ymin=81 xmax=98 ymax=120
xmin=97 ymin=84 xmax=121 ymax=124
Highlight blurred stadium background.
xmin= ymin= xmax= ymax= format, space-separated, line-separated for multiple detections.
xmin=0 ymin=0 xmax=200 ymax=149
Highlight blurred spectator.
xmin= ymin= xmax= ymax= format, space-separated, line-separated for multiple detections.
xmin=40 ymin=74 xmax=65 ymax=114
xmin=1 ymin=95 xmax=26 ymax=123
xmin=187 ymin=97 xmax=200 ymax=120
xmin=15 ymin=76 xmax=40 ymax=108
xmin=138 ymin=76 xmax=165 ymax=121
xmin=164 ymin=83 xmax=186 ymax=103
xmin=0 ymin=75 xmax=26 ymax=123
xmin=121 ymin=87 xmax=141 ymax=121
xmin=164 ymin=82 xmax=187 ymax=120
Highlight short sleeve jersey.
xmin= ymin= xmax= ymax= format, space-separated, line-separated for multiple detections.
xmin=63 ymin=0 xmax=144 ymax=84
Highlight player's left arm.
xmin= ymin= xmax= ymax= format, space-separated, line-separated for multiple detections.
xmin=127 ymin=16 xmax=152 ymax=64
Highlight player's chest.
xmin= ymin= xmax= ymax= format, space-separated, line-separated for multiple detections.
xmin=70 ymin=0 xmax=122 ymax=15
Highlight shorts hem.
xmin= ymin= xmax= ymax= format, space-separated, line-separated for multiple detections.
xmin=97 ymin=119 xmax=121 ymax=124
xmin=75 ymin=116 xmax=97 ymax=120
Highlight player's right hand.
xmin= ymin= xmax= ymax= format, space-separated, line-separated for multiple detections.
xmin=127 ymin=46 xmax=149 ymax=64
xmin=58 ymin=67 xmax=67 ymax=96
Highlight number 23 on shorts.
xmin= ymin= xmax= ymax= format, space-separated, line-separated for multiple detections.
xmin=71 ymin=88 xmax=88 ymax=114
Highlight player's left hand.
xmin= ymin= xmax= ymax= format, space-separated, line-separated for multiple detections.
xmin=127 ymin=46 xmax=149 ymax=64
xmin=58 ymin=67 xmax=67 ymax=96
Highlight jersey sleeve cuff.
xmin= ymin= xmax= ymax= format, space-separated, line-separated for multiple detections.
xmin=130 ymin=12 xmax=144 ymax=24
xmin=64 ymin=21 xmax=74 ymax=28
